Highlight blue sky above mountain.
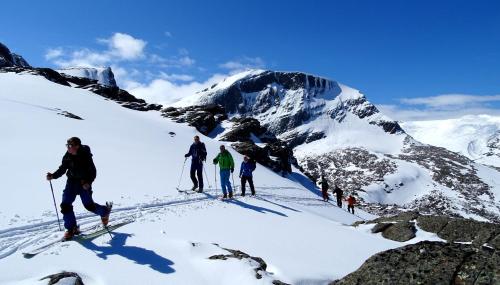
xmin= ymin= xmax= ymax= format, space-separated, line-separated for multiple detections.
xmin=1 ymin=0 xmax=499 ymax=121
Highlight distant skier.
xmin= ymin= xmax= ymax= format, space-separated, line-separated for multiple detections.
xmin=213 ymin=145 xmax=235 ymax=199
xmin=318 ymin=175 xmax=329 ymax=202
xmin=346 ymin=194 xmax=356 ymax=214
xmin=239 ymin=155 xmax=256 ymax=196
xmin=333 ymin=184 xmax=343 ymax=208
xmin=46 ymin=137 xmax=111 ymax=240
xmin=184 ymin=135 xmax=207 ymax=192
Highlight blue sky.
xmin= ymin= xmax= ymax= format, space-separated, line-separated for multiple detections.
xmin=1 ymin=0 xmax=499 ymax=120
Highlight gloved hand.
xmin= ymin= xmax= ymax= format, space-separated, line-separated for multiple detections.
xmin=213 ymin=159 xmax=217 ymax=164
xmin=46 ymin=172 xmax=53 ymax=181
xmin=184 ymin=154 xmax=189 ymax=158
xmin=231 ymin=168 xmax=234 ymax=173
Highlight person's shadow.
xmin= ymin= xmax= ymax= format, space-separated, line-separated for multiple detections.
xmin=203 ymin=192 xmax=288 ymax=217
xmin=78 ymin=232 xmax=175 ymax=274
xmin=226 ymin=198 xmax=288 ymax=217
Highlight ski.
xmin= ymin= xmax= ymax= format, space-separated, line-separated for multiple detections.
xmin=22 ymin=219 xmax=134 ymax=258
xmin=177 ymin=188 xmax=201 ymax=194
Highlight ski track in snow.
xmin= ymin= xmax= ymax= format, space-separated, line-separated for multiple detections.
xmin=0 ymin=186 xmax=345 ymax=260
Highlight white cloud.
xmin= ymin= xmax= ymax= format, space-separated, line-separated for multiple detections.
xmin=126 ymin=73 xmax=227 ymax=105
xmin=47 ymin=33 xmax=147 ymax=68
xmin=379 ymin=104 xmax=500 ymax=122
xmin=159 ymin=72 xmax=195 ymax=82
xmin=45 ymin=48 xmax=64 ymax=60
xmin=219 ymin=56 xmax=265 ymax=72
xmin=400 ymin=94 xmax=500 ymax=108
xmin=105 ymin=33 xmax=147 ymax=60
xmin=149 ymin=53 xmax=195 ymax=68
xmin=164 ymin=31 xmax=173 ymax=38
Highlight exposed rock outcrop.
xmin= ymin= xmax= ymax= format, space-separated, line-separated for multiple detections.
xmin=331 ymin=241 xmax=500 ymax=285
xmin=40 ymin=272 xmax=84 ymax=285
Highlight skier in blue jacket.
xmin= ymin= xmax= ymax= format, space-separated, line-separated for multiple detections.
xmin=239 ymin=155 xmax=256 ymax=196
xmin=185 ymin=135 xmax=207 ymax=192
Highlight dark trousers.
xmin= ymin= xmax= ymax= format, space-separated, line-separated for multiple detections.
xmin=60 ymin=180 xmax=107 ymax=230
xmin=241 ymin=176 xmax=255 ymax=195
xmin=348 ymin=205 xmax=355 ymax=214
xmin=322 ymin=189 xmax=329 ymax=201
xmin=190 ymin=163 xmax=203 ymax=189
xmin=336 ymin=196 xmax=343 ymax=207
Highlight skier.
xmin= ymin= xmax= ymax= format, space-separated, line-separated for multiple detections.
xmin=333 ymin=184 xmax=343 ymax=208
xmin=213 ymin=145 xmax=235 ymax=199
xmin=46 ymin=137 xmax=111 ymax=240
xmin=318 ymin=175 xmax=329 ymax=202
xmin=184 ymin=135 xmax=207 ymax=192
xmin=346 ymin=194 xmax=356 ymax=214
xmin=239 ymin=155 xmax=256 ymax=196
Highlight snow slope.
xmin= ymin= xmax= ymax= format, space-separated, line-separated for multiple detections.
xmin=0 ymin=72 xmax=407 ymax=284
xmin=402 ymin=115 xmax=500 ymax=168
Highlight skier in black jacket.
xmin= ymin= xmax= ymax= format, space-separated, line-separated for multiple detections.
xmin=46 ymin=137 xmax=111 ymax=240
xmin=333 ymin=184 xmax=344 ymax=208
xmin=318 ymin=175 xmax=329 ymax=202
xmin=185 ymin=135 xmax=207 ymax=192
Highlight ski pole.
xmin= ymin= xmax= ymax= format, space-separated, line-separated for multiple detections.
xmin=176 ymin=157 xmax=187 ymax=190
xmin=203 ymin=164 xmax=212 ymax=189
xmin=49 ymin=180 xmax=62 ymax=231
xmin=231 ymin=172 xmax=235 ymax=191
xmin=214 ymin=164 xmax=218 ymax=191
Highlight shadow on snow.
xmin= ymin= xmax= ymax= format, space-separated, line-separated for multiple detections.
xmin=79 ymin=232 xmax=175 ymax=274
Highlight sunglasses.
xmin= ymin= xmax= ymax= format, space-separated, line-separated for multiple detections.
xmin=66 ymin=144 xmax=75 ymax=148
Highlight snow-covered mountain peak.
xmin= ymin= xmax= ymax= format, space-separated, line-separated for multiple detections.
xmin=56 ymin=66 xmax=118 ymax=87
xmin=176 ymin=69 xmax=402 ymax=141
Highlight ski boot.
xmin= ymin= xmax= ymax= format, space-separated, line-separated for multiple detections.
xmin=101 ymin=202 xmax=113 ymax=226
xmin=63 ymin=226 xmax=81 ymax=240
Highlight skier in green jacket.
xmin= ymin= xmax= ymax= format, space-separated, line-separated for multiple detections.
xmin=213 ymin=145 xmax=235 ymax=199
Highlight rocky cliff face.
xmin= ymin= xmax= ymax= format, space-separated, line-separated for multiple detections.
xmin=188 ymin=70 xmax=403 ymax=140
xmin=57 ymin=67 xmax=117 ymax=87
xmin=0 ymin=42 xmax=30 ymax=68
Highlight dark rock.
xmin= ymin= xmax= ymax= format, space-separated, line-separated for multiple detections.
xmin=364 ymin=212 xmax=500 ymax=249
xmin=0 ymin=42 xmax=13 ymax=67
xmin=58 ymin=111 xmax=83 ymax=120
xmin=489 ymin=233 xmax=500 ymax=250
xmin=40 ymin=272 xmax=84 ymax=285
xmin=221 ymin=117 xmax=267 ymax=142
xmin=438 ymin=219 xmax=500 ymax=248
xmin=381 ymin=221 xmax=417 ymax=242
xmin=371 ymin=223 xmax=393 ymax=234
xmin=162 ymin=104 xmax=225 ymax=135
xmin=416 ymin=214 xmax=450 ymax=233
xmin=371 ymin=210 xmax=420 ymax=224
xmin=209 ymin=247 xmax=285 ymax=281
xmin=331 ymin=241 xmax=500 ymax=285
